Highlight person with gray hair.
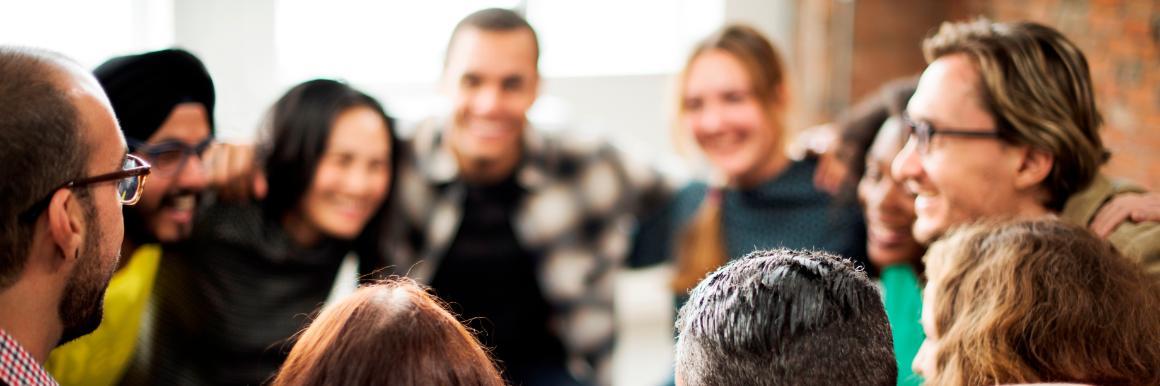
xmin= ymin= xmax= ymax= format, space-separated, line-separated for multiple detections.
xmin=675 ymin=249 xmax=896 ymax=386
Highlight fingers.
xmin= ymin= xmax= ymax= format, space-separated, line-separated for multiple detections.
xmin=204 ymin=142 xmax=259 ymax=202
xmin=1090 ymin=193 xmax=1160 ymax=238
xmin=812 ymin=153 xmax=847 ymax=196
xmin=1126 ymin=193 xmax=1160 ymax=223
xmin=1090 ymin=197 xmax=1130 ymax=238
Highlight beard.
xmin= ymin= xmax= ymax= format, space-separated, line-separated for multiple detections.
xmin=56 ymin=198 xmax=116 ymax=346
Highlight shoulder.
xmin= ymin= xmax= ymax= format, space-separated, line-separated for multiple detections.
xmin=1105 ymin=219 xmax=1160 ymax=280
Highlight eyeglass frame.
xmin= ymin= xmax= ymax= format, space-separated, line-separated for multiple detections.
xmin=901 ymin=111 xmax=1005 ymax=154
xmin=129 ymin=137 xmax=213 ymax=177
xmin=18 ymin=154 xmax=152 ymax=223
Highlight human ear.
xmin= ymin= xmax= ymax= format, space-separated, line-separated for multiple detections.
xmin=46 ymin=189 xmax=84 ymax=271
xmin=1013 ymin=147 xmax=1053 ymax=191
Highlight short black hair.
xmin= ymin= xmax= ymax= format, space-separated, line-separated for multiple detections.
xmin=675 ymin=248 xmax=896 ymax=386
xmin=0 ymin=46 xmax=90 ymax=288
xmin=259 ymin=79 xmax=398 ymax=265
xmin=444 ymin=8 xmax=539 ymax=68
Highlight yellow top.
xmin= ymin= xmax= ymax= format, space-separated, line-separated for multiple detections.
xmin=45 ymin=244 xmax=162 ymax=386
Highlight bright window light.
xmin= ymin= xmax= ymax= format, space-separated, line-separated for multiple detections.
xmin=0 ymin=0 xmax=174 ymax=68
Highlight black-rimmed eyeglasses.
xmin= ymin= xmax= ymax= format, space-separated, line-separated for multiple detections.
xmin=129 ymin=137 xmax=212 ymax=177
xmin=19 ymin=154 xmax=152 ymax=222
xmin=901 ymin=112 xmax=1004 ymax=154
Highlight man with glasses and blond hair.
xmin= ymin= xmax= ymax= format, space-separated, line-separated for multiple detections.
xmin=892 ymin=18 xmax=1159 ymax=276
xmin=45 ymin=48 xmax=215 ymax=386
xmin=0 ymin=45 xmax=150 ymax=385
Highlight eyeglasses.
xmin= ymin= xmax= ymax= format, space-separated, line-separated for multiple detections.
xmin=901 ymin=112 xmax=1003 ymax=154
xmin=19 ymin=154 xmax=152 ymax=222
xmin=129 ymin=137 xmax=212 ymax=177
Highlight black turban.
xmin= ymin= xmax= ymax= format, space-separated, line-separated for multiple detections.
xmin=94 ymin=48 xmax=215 ymax=150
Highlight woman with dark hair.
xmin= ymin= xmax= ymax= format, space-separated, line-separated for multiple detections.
xmin=272 ymin=278 xmax=505 ymax=386
xmin=840 ymin=78 xmax=925 ymax=386
xmin=125 ymin=79 xmax=399 ymax=386
xmin=916 ymin=219 xmax=1160 ymax=385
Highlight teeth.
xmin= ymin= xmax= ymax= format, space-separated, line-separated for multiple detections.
xmin=172 ymin=195 xmax=196 ymax=211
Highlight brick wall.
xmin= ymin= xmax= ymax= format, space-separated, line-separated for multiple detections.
xmin=984 ymin=0 xmax=1159 ymax=190
xmin=797 ymin=0 xmax=1158 ymax=189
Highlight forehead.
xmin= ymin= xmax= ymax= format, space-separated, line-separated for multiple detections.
xmin=57 ymin=67 xmax=126 ymax=168
xmin=908 ymin=53 xmax=988 ymax=121
xmin=684 ymin=50 xmax=751 ymax=93
xmin=148 ymin=102 xmax=212 ymax=144
xmin=445 ymin=28 xmax=538 ymax=77
xmin=327 ymin=106 xmax=390 ymax=150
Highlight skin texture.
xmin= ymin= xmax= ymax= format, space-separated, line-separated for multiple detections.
xmin=0 ymin=60 xmax=128 ymax=363
xmin=891 ymin=54 xmax=1052 ymax=243
xmin=130 ymin=102 xmax=210 ymax=244
xmin=858 ymin=117 xmax=923 ymax=268
xmin=442 ymin=27 xmax=539 ymax=184
xmin=1090 ymin=192 xmax=1160 ymax=238
xmin=682 ymin=49 xmax=788 ymax=188
xmin=55 ymin=69 xmax=128 ymax=347
xmin=284 ymin=106 xmax=391 ymax=246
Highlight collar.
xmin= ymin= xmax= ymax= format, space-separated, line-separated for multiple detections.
xmin=0 ymin=328 xmax=57 ymax=386
xmin=410 ymin=118 xmax=551 ymax=191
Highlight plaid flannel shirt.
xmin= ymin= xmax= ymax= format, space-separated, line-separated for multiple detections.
xmin=0 ymin=329 xmax=57 ymax=386
xmin=384 ymin=119 xmax=667 ymax=384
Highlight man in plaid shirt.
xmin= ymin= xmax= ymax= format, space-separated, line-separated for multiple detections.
xmin=0 ymin=47 xmax=146 ymax=385
xmin=382 ymin=9 xmax=667 ymax=386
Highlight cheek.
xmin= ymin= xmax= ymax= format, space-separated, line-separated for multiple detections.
xmin=305 ymin=164 xmax=343 ymax=200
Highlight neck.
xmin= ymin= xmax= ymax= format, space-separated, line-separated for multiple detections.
xmin=732 ymin=151 xmax=790 ymax=189
xmin=452 ymin=145 xmax=522 ymax=186
xmin=1013 ymin=199 xmax=1053 ymax=219
xmin=0 ymin=281 xmax=63 ymax=364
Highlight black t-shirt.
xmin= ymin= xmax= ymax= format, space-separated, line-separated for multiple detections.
xmin=430 ymin=175 xmax=566 ymax=382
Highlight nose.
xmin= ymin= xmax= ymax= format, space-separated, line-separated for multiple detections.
xmin=176 ymin=153 xmax=210 ymax=191
xmin=879 ymin=175 xmax=912 ymax=215
xmin=695 ymin=103 xmax=725 ymax=134
xmin=470 ymin=85 xmax=503 ymax=117
xmin=891 ymin=138 xmax=923 ymax=183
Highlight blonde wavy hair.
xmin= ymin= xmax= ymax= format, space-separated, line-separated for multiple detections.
xmin=922 ymin=219 xmax=1160 ymax=386
xmin=923 ymin=19 xmax=1107 ymax=211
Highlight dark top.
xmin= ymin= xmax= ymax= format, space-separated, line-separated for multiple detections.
xmin=631 ymin=158 xmax=868 ymax=271
xmin=429 ymin=174 xmax=567 ymax=385
xmin=123 ymin=201 xmax=351 ymax=386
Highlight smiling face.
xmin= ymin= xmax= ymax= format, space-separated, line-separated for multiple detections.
xmin=891 ymin=54 xmax=1031 ymax=244
xmin=442 ymin=27 xmax=539 ymax=166
xmin=296 ymin=106 xmax=391 ymax=241
xmin=130 ymin=102 xmax=211 ymax=243
xmin=682 ymin=49 xmax=784 ymax=187
xmin=858 ymin=117 xmax=924 ymax=268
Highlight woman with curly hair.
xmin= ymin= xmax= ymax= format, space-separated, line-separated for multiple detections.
xmin=915 ymin=219 xmax=1160 ymax=385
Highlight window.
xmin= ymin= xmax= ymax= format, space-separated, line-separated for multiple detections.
xmin=0 ymin=0 xmax=174 ymax=68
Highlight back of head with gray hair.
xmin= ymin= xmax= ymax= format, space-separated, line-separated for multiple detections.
xmin=675 ymin=249 xmax=896 ymax=386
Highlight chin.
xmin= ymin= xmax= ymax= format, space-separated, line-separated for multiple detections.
xmin=912 ymin=221 xmax=944 ymax=244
